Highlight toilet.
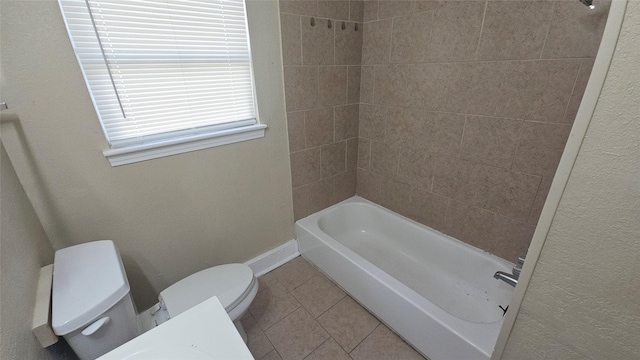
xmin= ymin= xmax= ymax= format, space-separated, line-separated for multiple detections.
xmin=51 ymin=240 xmax=259 ymax=360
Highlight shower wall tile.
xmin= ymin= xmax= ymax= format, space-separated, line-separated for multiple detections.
xmin=379 ymin=177 xmax=412 ymax=215
xmin=542 ymin=0 xmax=610 ymax=59
xmin=489 ymin=215 xmax=535 ymax=262
xmin=291 ymin=148 xmax=322 ymax=187
xmin=336 ymin=23 xmax=363 ymax=65
xmin=321 ymin=141 xmax=347 ymax=178
xmin=308 ymin=178 xmax=336 ymax=213
xmin=334 ymin=169 xmax=358 ymax=201
xmin=350 ymin=1 xmax=365 ymax=21
xmin=281 ymin=14 xmax=303 ymax=65
xmin=347 ymin=139 xmax=359 ymax=170
xmin=334 ymin=104 xmax=359 ymax=141
xmin=287 ymin=111 xmax=306 ymax=152
xmin=280 ymin=0 xmax=318 ymax=16
xmin=407 ymin=188 xmax=449 ymax=230
xmin=292 ymin=185 xmax=310 ymax=220
xmin=512 ymin=121 xmax=572 ymax=177
xmin=357 ymin=168 xmax=382 ymax=201
xmin=359 ymin=104 xmax=386 ymax=141
xmin=363 ymin=0 xmax=379 ymax=22
xmin=527 ymin=176 xmax=552 ymax=226
xmin=319 ymin=66 xmax=349 ymax=107
xmin=347 ymin=66 xmax=362 ymax=104
xmin=284 ymin=67 xmax=319 ymax=111
xmin=370 ymin=140 xmax=399 ymax=177
xmin=318 ymin=0 xmax=350 ymax=20
xmin=277 ymin=0 xmax=608 ymax=258
xmin=495 ymin=60 xmax=581 ymax=123
xmin=413 ymin=0 xmax=479 ymax=14
xmin=563 ymin=59 xmax=595 ymax=124
xmin=359 ymin=66 xmax=375 ymax=103
xmin=281 ymin=2 xmax=363 ymax=221
xmin=473 ymin=166 xmax=541 ymax=222
xmin=362 ymin=19 xmax=392 ymax=64
xmin=390 ymin=12 xmax=434 ymax=63
xmin=377 ymin=0 xmax=415 ymax=19
xmin=397 ymin=146 xmax=435 ymax=190
xmin=305 ymin=107 xmax=334 ymax=147
xmin=477 ymin=1 xmax=553 ymax=60
xmin=427 ymin=2 xmax=484 ymax=62
xmin=443 ymin=201 xmax=496 ymax=251
xmin=302 ymin=18 xmax=335 ymax=65
xmin=432 ymin=156 xmax=478 ymax=203
xmin=459 ymin=116 xmax=523 ymax=169
xmin=357 ymin=138 xmax=371 ymax=170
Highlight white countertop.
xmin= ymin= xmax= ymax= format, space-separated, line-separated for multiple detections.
xmin=98 ymin=296 xmax=254 ymax=360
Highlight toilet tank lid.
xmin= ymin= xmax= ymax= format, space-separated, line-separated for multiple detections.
xmin=52 ymin=240 xmax=130 ymax=335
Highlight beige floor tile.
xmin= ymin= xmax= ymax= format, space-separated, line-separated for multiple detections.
xmin=250 ymin=281 xmax=301 ymax=330
xmin=270 ymin=256 xmax=321 ymax=291
xmin=304 ymin=338 xmax=351 ymax=360
xmin=265 ymin=308 xmax=330 ymax=360
xmin=292 ymin=275 xmax=346 ymax=318
xmin=242 ymin=314 xmax=274 ymax=359
xmin=317 ymin=297 xmax=379 ymax=352
xmin=261 ymin=350 xmax=283 ymax=360
xmin=258 ymin=271 xmax=280 ymax=292
xmin=350 ymin=324 xmax=425 ymax=360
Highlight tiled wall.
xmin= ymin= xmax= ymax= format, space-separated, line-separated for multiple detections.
xmin=356 ymin=0 xmax=610 ymax=261
xmin=281 ymin=1 xmax=365 ymax=220
xmin=281 ymin=0 xmax=610 ymax=261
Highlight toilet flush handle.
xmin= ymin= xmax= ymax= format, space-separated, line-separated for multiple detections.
xmin=81 ymin=316 xmax=111 ymax=336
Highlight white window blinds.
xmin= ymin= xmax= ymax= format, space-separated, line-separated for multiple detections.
xmin=58 ymin=0 xmax=258 ymax=148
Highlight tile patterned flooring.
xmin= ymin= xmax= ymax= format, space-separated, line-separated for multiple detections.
xmin=242 ymin=256 xmax=426 ymax=360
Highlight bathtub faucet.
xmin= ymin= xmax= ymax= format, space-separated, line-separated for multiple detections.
xmin=494 ymin=271 xmax=518 ymax=287
xmin=494 ymin=256 xmax=524 ymax=287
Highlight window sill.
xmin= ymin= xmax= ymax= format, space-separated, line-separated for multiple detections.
xmin=103 ymin=124 xmax=267 ymax=166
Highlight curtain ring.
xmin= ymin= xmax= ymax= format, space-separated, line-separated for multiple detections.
xmin=310 ymin=17 xmax=315 ymax=26
xmin=341 ymin=21 xmax=346 ymax=30
xmin=328 ymin=19 xmax=332 ymax=28
xmin=354 ymin=23 xmax=359 ymax=31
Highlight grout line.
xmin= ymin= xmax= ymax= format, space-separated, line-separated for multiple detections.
xmin=539 ymin=1 xmax=557 ymax=60
xmin=474 ymin=0 xmax=489 ymax=61
xmin=509 ymin=119 xmax=527 ymax=172
xmin=457 ymin=115 xmax=468 ymax=159
xmin=283 ymin=56 xmax=592 ymax=68
xmin=299 ymin=16 xmax=304 ymax=65
xmin=561 ymin=60 xmax=585 ymax=123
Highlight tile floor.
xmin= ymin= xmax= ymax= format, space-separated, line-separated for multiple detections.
xmin=242 ymin=256 xmax=427 ymax=360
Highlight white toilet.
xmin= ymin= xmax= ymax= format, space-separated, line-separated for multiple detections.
xmin=51 ymin=240 xmax=259 ymax=360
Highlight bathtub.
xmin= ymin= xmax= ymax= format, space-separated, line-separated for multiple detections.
xmin=296 ymin=196 xmax=515 ymax=360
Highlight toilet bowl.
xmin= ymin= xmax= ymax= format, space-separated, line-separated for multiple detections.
xmin=51 ymin=240 xmax=259 ymax=360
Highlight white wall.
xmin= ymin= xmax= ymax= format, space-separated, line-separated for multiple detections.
xmin=0 ymin=0 xmax=293 ymax=308
xmin=502 ymin=1 xmax=640 ymax=358
xmin=0 ymin=144 xmax=75 ymax=360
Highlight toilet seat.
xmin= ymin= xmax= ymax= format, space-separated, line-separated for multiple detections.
xmin=159 ymin=264 xmax=257 ymax=321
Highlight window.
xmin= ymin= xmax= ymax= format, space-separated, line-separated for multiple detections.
xmin=58 ymin=0 xmax=265 ymax=166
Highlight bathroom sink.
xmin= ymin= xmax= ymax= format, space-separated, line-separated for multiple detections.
xmin=98 ymin=297 xmax=253 ymax=360
xmin=123 ymin=345 xmax=215 ymax=359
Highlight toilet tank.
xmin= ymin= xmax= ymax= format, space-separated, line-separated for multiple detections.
xmin=52 ymin=240 xmax=138 ymax=360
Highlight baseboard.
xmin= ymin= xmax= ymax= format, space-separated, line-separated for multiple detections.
xmin=244 ymin=239 xmax=299 ymax=277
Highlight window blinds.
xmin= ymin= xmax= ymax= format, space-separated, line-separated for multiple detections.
xmin=58 ymin=0 xmax=257 ymax=147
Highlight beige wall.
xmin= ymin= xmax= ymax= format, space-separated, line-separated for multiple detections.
xmin=0 ymin=0 xmax=293 ymax=309
xmin=356 ymin=0 xmax=609 ymax=261
xmin=280 ymin=0 xmax=363 ymax=220
xmin=0 ymin=144 xmax=75 ymax=360
xmin=502 ymin=1 xmax=640 ymax=358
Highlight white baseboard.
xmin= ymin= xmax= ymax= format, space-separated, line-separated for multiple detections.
xmin=244 ymin=240 xmax=299 ymax=277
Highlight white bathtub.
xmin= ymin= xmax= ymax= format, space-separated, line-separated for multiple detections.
xmin=296 ymin=196 xmax=515 ymax=360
